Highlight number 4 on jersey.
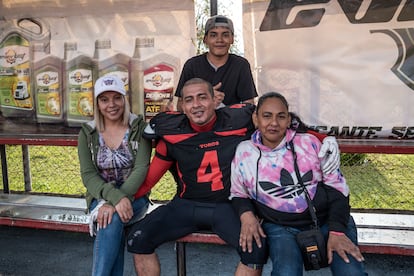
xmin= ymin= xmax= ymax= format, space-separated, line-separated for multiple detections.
xmin=197 ymin=150 xmax=224 ymax=191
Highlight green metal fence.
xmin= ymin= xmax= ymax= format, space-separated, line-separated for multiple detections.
xmin=1 ymin=145 xmax=413 ymax=211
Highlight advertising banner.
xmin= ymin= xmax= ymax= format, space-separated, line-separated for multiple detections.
xmin=0 ymin=0 xmax=195 ymax=133
xmin=243 ymin=0 xmax=414 ymax=138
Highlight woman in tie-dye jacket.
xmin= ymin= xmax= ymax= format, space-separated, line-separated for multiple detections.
xmin=230 ymin=92 xmax=367 ymax=276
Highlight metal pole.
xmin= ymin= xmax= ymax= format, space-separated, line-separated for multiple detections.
xmin=176 ymin=242 xmax=187 ymax=276
xmin=22 ymin=145 xmax=32 ymax=192
xmin=0 ymin=145 xmax=9 ymax=193
xmin=210 ymin=0 xmax=217 ymax=16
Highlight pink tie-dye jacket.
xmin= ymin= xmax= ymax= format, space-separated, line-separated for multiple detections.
xmin=230 ymin=128 xmax=351 ymax=232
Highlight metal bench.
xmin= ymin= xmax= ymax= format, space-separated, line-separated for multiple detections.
xmin=2 ymin=132 xmax=414 ymax=275
xmin=175 ymin=211 xmax=414 ymax=276
xmin=1 ymin=193 xmax=412 ymax=276
xmin=0 ymin=193 xmax=88 ymax=232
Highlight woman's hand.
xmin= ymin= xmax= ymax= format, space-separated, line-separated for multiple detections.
xmin=327 ymin=233 xmax=365 ymax=264
xmin=239 ymin=211 xmax=266 ymax=253
xmin=97 ymin=204 xmax=116 ymax=229
xmin=115 ymin=197 xmax=133 ymax=223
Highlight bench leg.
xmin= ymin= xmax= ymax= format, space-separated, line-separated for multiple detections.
xmin=176 ymin=241 xmax=186 ymax=276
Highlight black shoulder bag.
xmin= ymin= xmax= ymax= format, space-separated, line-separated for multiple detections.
xmin=290 ymin=141 xmax=329 ymax=271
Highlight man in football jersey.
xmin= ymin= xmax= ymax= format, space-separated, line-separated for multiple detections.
xmin=127 ymin=78 xmax=267 ymax=275
xmin=127 ymin=78 xmax=340 ymax=275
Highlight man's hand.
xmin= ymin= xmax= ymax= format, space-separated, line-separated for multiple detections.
xmin=239 ymin=211 xmax=266 ymax=253
xmin=213 ymin=82 xmax=225 ymax=109
xmin=115 ymin=197 xmax=133 ymax=223
xmin=327 ymin=233 xmax=365 ymax=264
xmin=318 ymin=136 xmax=340 ymax=174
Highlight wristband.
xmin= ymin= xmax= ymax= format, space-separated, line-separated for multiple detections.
xmin=330 ymin=231 xmax=345 ymax=236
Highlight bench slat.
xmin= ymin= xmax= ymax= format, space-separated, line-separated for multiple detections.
xmin=1 ymin=193 xmax=413 ymax=276
xmin=176 ymin=232 xmax=226 ymax=245
xmin=0 ymin=217 xmax=88 ymax=233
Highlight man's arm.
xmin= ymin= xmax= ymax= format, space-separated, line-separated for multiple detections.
xmin=307 ymin=130 xmax=340 ymax=174
xmin=134 ymin=140 xmax=173 ymax=198
xmin=318 ymin=136 xmax=340 ymax=174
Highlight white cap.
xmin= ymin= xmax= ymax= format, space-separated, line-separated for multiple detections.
xmin=94 ymin=75 xmax=126 ymax=98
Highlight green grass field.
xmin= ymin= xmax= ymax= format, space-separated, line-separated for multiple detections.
xmin=1 ymin=145 xmax=413 ymax=211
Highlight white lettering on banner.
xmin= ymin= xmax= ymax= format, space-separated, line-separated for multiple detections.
xmin=311 ymin=126 xmax=414 ymax=139
xmin=243 ymin=0 xmax=414 ymax=138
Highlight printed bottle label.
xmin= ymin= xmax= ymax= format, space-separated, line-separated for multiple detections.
xmin=68 ymin=67 xmax=93 ymax=117
xmin=143 ymin=64 xmax=174 ymax=121
xmin=0 ymin=36 xmax=33 ymax=110
xmin=35 ymin=70 xmax=61 ymax=116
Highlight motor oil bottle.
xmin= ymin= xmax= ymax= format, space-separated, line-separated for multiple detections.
xmin=0 ymin=18 xmax=50 ymax=120
xmin=93 ymin=39 xmax=130 ymax=103
xmin=129 ymin=37 xmax=180 ymax=121
xmin=32 ymin=42 xmax=64 ymax=123
xmin=63 ymin=41 xmax=94 ymax=127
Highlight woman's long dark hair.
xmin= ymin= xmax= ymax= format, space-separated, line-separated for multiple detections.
xmin=256 ymin=92 xmax=311 ymax=133
xmin=289 ymin=112 xmax=311 ymax=133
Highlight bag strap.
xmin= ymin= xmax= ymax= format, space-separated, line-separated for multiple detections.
xmin=289 ymin=140 xmax=319 ymax=228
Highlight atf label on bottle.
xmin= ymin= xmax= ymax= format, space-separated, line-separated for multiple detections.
xmin=143 ymin=64 xmax=174 ymax=121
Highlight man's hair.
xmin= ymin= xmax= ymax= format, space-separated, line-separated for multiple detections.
xmin=204 ymin=15 xmax=234 ymax=36
xmin=181 ymin=78 xmax=214 ymax=98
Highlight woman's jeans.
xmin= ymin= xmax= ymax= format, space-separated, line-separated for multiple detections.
xmin=262 ymin=216 xmax=367 ymax=276
xmin=89 ymin=197 xmax=149 ymax=276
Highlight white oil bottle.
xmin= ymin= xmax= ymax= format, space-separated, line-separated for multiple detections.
xmin=63 ymin=41 xmax=94 ymax=127
xmin=0 ymin=19 xmax=50 ymax=120
xmin=130 ymin=37 xmax=180 ymax=121
xmin=93 ymin=39 xmax=130 ymax=103
xmin=32 ymin=42 xmax=64 ymax=123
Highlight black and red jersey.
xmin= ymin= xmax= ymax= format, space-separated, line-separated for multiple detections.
xmin=143 ymin=104 xmax=255 ymax=202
